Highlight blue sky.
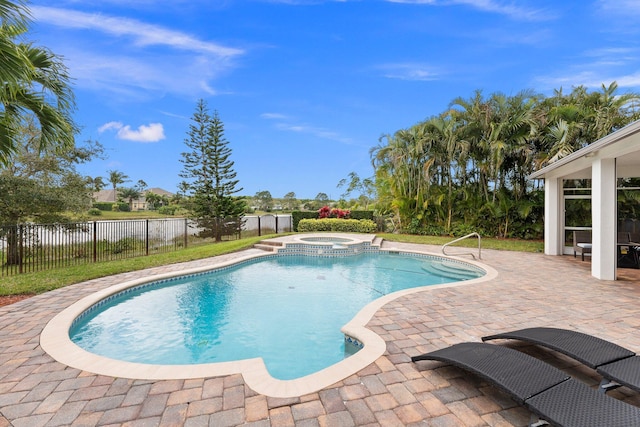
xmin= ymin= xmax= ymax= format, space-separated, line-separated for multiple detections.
xmin=28 ymin=0 xmax=640 ymax=199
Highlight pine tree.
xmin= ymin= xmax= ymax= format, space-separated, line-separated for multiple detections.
xmin=179 ymin=99 xmax=245 ymax=241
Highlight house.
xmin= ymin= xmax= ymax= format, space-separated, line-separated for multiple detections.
xmin=93 ymin=189 xmax=118 ymax=203
xmin=529 ymin=119 xmax=640 ymax=280
xmin=93 ymin=187 xmax=174 ymax=211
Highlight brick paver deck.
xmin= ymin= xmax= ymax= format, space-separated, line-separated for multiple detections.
xmin=1 ymin=240 xmax=639 ymax=426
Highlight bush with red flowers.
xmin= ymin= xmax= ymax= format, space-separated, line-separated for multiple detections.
xmin=318 ymin=206 xmax=350 ymax=219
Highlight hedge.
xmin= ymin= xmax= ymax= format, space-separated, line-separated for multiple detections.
xmin=93 ymin=202 xmax=130 ymax=212
xmin=297 ymin=218 xmax=376 ymax=233
xmin=292 ymin=210 xmax=374 ymax=231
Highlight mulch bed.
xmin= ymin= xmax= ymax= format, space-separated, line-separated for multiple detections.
xmin=0 ymin=295 xmax=33 ymax=307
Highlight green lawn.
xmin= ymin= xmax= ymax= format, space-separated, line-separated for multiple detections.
xmin=377 ymin=233 xmax=544 ymax=252
xmin=0 ymin=233 xmax=543 ymax=297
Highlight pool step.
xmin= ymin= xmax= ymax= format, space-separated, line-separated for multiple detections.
xmin=253 ymin=241 xmax=284 ymax=252
xmin=422 ymin=261 xmax=480 ymax=280
xmin=372 ymin=236 xmax=384 ymax=248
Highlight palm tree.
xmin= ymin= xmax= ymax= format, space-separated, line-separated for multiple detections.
xmin=450 ymin=90 xmax=494 ymax=204
xmin=107 ymin=169 xmax=129 ymax=190
xmin=0 ymin=0 xmax=77 ymax=166
xmin=118 ymin=187 xmax=142 ymax=211
xmin=422 ymin=115 xmax=463 ymax=231
xmin=86 ymin=176 xmax=106 ymax=192
xmin=589 ymin=82 xmax=640 ymax=139
xmin=371 ymin=128 xmax=428 ymax=229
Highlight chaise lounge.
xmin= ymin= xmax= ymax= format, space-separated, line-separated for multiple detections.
xmin=482 ymin=327 xmax=640 ymax=394
xmin=412 ymin=342 xmax=640 ymax=427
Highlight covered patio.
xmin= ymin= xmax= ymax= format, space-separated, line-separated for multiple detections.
xmin=529 ymin=120 xmax=640 ymax=280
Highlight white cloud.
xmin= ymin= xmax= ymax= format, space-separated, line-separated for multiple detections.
xmin=261 ymin=113 xmax=290 ymax=120
xmin=539 ymin=71 xmax=640 ymax=91
xmin=597 ymin=0 xmax=640 ymax=15
xmin=259 ymin=112 xmax=352 ymax=143
xmin=98 ymin=121 xmax=124 ymax=133
xmin=31 ymin=6 xmax=243 ymax=57
xmin=535 ymin=45 xmax=640 ymax=92
xmin=377 ymin=63 xmax=440 ymax=81
xmin=274 ymin=122 xmax=353 ymax=144
xmin=98 ymin=122 xmax=166 ymax=142
xmin=385 ymin=0 xmax=552 ymax=21
xmin=29 ymin=6 xmax=244 ymax=99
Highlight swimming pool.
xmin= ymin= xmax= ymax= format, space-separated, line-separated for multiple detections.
xmin=69 ymin=253 xmax=483 ymax=380
xmin=41 ymin=234 xmax=496 ymax=397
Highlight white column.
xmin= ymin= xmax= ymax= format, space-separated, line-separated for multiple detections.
xmin=544 ymin=177 xmax=562 ymax=255
xmin=591 ymin=158 xmax=617 ymax=280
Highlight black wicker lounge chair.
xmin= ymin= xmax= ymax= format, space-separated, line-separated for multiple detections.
xmin=412 ymin=342 xmax=640 ymax=427
xmin=482 ymin=327 xmax=640 ymax=393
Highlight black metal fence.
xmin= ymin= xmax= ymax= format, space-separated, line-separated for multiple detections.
xmin=0 ymin=215 xmax=291 ymax=277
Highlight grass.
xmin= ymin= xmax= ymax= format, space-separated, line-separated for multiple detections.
xmin=0 ymin=235 xmax=273 ymax=296
xmin=378 ymin=233 xmax=544 ymax=252
xmin=0 ymin=232 xmax=543 ymax=297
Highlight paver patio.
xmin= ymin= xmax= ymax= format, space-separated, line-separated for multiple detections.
xmin=1 ymin=239 xmax=639 ymax=426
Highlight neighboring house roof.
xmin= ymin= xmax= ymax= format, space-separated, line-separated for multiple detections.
xmin=93 ymin=189 xmax=118 ymax=203
xmin=93 ymin=188 xmax=174 ymax=203
xmin=146 ymin=188 xmax=174 ymax=197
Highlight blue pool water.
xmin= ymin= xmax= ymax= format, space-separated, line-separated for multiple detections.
xmin=70 ymin=253 xmax=483 ymax=380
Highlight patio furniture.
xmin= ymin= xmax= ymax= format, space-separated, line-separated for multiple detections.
xmin=619 ymin=232 xmax=640 ymax=268
xmin=483 ymin=327 xmax=640 ymax=393
xmin=617 ymin=233 xmax=640 ymax=268
xmin=619 ymin=232 xmax=631 ymax=243
xmin=411 ymin=342 xmax=640 ymax=427
xmin=573 ymin=230 xmax=592 ymax=261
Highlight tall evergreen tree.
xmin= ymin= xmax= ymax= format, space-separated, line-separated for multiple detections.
xmin=180 ymin=99 xmax=245 ymax=241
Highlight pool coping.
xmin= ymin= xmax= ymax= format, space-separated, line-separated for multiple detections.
xmin=40 ymin=235 xmax=498 ymax=398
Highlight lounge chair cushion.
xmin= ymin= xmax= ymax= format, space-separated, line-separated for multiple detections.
xmin=597 ymin=355 xmax=640 ymax=393
xmin=412 ymin=342 xmax=640 ymax=427
xmin=525 ymin=377 xmax=640 ymax=427
xmin=482 ymin=327 xmax=634 ymax=369
xmin=412 ymin=342 xmax=569 ymax=404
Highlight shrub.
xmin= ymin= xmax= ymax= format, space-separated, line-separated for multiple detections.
xmin=292 ymin=211 xmax=318 ymax=231
xmin=108 ymin=237 xmax=140 ymax=254
xmin=87 ymin=208 xmax=102 ymax=216
xmin=318 ymin=206 xmax=350 ymax=219
xmin=92 ymin=202 xmax=114 ymax=211
xmin=158 ymin=206 xmax=177 ymax=216
xmin=110 ymin=202 xmax=130 ymax=212
xmin=297 ymin=218 xmax=376 ymax=233
xmin=349 ymin=210 xmax=374 ymax=220
xmin=292 ymin=210 xmax=375 ymax=231
xmin=450 ymin=222 xmax=478 ymax=237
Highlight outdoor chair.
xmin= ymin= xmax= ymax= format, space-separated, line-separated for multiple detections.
xmin=483 ymin=327 xmax=640 ymax=394
xmin=618 ymin=232 xmax=631 ymax=244
xmin=618 ymin=232 xmax=640 ymax=269
xmin=412 ymin=342 xmax=640 ymax=426
xmin=573 ymin=230 xmax=592 ymax=261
